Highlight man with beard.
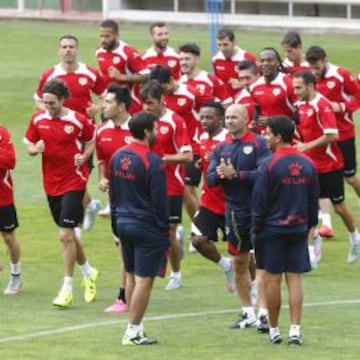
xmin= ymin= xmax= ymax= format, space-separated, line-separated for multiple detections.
xmin=110 ymin=112 xmax=170 ymax=345
xmin=96 ymin=19 xmax=150 ymax=115
xmin=142 ymin=22 xmax=180 ymax=80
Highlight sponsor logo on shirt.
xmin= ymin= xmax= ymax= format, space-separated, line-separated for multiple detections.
xmin=216 ymin=66 xmax=225 ymax=70
xmin=39 ymin=125 xmax=50 ymax=129
xmin=243 ymin=145 xmax=253 ymax=155
xmin=79 ymin=77 xmax=88 ymax=86
xmin=64 ymin=125 xmax=74 ymax=134
xmin=254 ymin=91 xmax=264 ymax=95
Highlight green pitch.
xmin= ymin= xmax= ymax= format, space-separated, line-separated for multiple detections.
xmin=0 ymin=20 xmax=360 ymax=360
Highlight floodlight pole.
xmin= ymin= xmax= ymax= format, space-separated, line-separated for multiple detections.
xmin=17 ymin=0 xmax=25 ymax=11
xmin=204 ymin=0 xmax=224 ymax=56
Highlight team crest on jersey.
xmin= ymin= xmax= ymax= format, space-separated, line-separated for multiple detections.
xmin=121 ymin=157 xmax=132 ymax=170
xmin=168 ymin=60 xmax=177 ymax=68
xmin=125 ymin=136 xmax=133 ymax=144
xmin=327 ymin=81 xmax=335 ymax=89
xmin=289 ymin=162 xmax=302 ymax=176
xmin=243 ymin=145 xmax=253 ymax=155
xmin=113 ymin=56 xmax=120 ymax=64
xmin=64 ymin=125 xmax=74 ymax=134
xmin=196 ymin=84 xmax=206 ymax=95
xmin=160 ymin=126 xmax=169 ymax=134
xmin=78 ymin=77 xmax=88 ymax=86
xmin=307 ymin=109 xmax=313 ymax=117
xmin=273 ymin=88 xmax=281 ymax=96
xmin=177 ymin=98 xmax=186 ymax=106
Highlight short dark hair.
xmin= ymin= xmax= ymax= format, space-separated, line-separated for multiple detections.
xmin=178 ymin=43 xmax=201 ymax=57
xmin=100 ymin=19 xmax=119 ymax=33
xmin=217 ymin=28 xmax=235 ymax=41
xmin=129 ymin=112 xmax=157 ymax=140
xmin=260 ymin=47 xmax=285 ymax=73
xmin=107 ymin=84 xmax=131 ymax=111
xmin=140 ymin=80 xmax=163 ymax=102
xmin=59 ymin=34 xmax=78 ymax=46
xmin=42 ymin=79 xmax=70 ymax=100
xmin=305 ymin=45 xmax=327 ymax=63
xmin=200 ymin=101 xmax=225 ymax=118
xmin=150 ymin=65 xmax=172 ymax=84
xmin=238 ymin=60 xmax=258 ymax=74
xmin=281 ymin=31 xmax=302 ymax=48
xmin=293 ymin=71 xmax=316 ymax=86
xmin=149 ymin=22 xmax=166 ymax=33
xmin=267 ymin=116 xmax=294 ymax=143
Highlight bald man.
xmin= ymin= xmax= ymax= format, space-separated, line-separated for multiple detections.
xmin=207 ymin=104 xmax=271 ymax=331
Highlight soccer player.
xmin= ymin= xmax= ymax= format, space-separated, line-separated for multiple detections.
xmin=281 ymin=31 xmax=311 ymax=75
xmin=24 ymin=79 xmax=99 ymax=308
xmin=142 ymin=22 xmax=180 ymax=80
xmin=0 ymin=125 xmax=22 ymax=295
xmin=248 ymin=47 xmax=296 ymax=135
xmin=140 ymin=80 xmax=192 ymax=290
xmin=96 ymin=19 xmax=150 ymax=115
xmin=96 ymin=85 xmax=133 ymax=313
xmin=252 ymin=115 xmax=319 ymax=345
xmin=306 ymin=46 xmax=360 ymax=238
xmin=293 ymin=71 xmax=360 ymax=263
xmin=207 ymin=104 xmax=270 ymax=330
xmin=110 ymin=112 xmax=170 ymax=346
xmin=34 ymin=34 xmax=107 ymax=232
xmin=212 ymin=28 xmax=257 ymax=99
xmin=178 ymin=43 xmax=232 ymax=107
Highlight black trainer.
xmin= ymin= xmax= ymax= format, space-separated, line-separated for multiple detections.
xmin=288 ymin=334 xmax=302 ymax=346
xmin=257 ymin=315 xmax=269 ymax=333
xmin=269 ymin=333 xmax=283 ymax=344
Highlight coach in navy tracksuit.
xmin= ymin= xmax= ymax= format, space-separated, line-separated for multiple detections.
xmin=207 ymin=104 xmax=270 ymax=330
xmin=252 ymin=116 xmax=319 ymax=346
xmin=110 ymin=112 xmax=170 ymax=346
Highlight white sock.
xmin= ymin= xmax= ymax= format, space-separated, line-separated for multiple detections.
xmin=80 ymin=261 xmax=93 ymax=278
xmin=350 ymin=230 xmax=359 ymax=243
xmin=242 ymin=306 xmax=255 ymax=318
xmin=61 ymin=276 xmax=73 ymax=292
xmin=321 ymin=214 xmax=332 ymax=228
xmin=217 ymin=256 xmax=231 ymax=272
xmin=10 ymin=262 xmax=21 ymax=275
xmin=258 ymin=307 xmax=268 ymax=318
xmin=74 ymin=227 xmax=82 ymax=241
xmin=170 ymin=271 xmax=181 ymax=279
xmin=289 ymin=324 xmax=301 ymax=337
xmin=126 ymin=323 xmax=142 ymax=338
xmin=270 ymin=326 xmax=280 ymax=337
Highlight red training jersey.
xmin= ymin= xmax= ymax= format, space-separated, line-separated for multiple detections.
xmin=296 ymin=93 xmax=343 ymax=174
xmin=24 ymin=109 xmax=96 ymax=196
xmin=0 ymin=126 xmax=16 ymax=207
xmin=282 ymin=57 xmax=311 ymax=75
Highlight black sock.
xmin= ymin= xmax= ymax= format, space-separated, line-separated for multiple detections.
xmin=118 ymin=287 xmax=126 ymax=303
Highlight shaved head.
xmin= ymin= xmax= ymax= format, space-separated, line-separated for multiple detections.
xmin=225 ymin=104 xmax=248 ymax=137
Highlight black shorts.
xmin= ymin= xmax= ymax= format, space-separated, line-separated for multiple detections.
xmin=337 ymin=138 xmax=356 ymax=177
xmin=116 ymin=220 xmax=170 ymax=277
xmin=318 ymin=170 xmax=344 ymax=204
xmin=225 ymin=209 xmax=252 ymax=255
xmin=191 ymin=206 xmax=225 ymax=242
xmin=255 ymin=231 xmax=311 ymax=274
xmin=185 ymin=155 xmax=202 ymax=187
xmin=47 ymin=190 xmax=85 ymax=228
xmin=168 ymin=195 xmax=183 ymax=224
xmin=0 ymin=204 xmax=19 ymax=233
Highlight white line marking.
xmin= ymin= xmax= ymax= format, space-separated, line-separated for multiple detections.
xmin=0 ymin=299 xmax=359 ymax=344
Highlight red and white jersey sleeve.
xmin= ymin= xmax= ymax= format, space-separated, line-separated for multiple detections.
xmin=142 ymin=46 xmax=180 ymax=80
xmin=152 ymin=109 xmax=192 ymax=196
xmin=96 ymin=41 xmax=150 ymax=87
xmin=282 ymin=58 xmax=311 ymax=75
xmin=96 ymin=118 xmax=133 ymax=177
xmin=0 ymin=126 xmax=16 ymax=206
xmin=234 ymin=88 xmax=256 ymax=128
xmin=212 ymin=47 xmax=257 ymax=99
xmin=296 ymin=93 xmax=343 ymax=173
xmin=24 ymin=110 xmax=96 ymax=196
xmin=34 ymin=63 xmax=107 ymax=117
xmin=180 ymin=70 xmax=232 ymax=106
xmin=164 ymin=83 xmax=201 ymax=155
xmin=199 ymin=129 xmax=228 ymax=215
xmin=249 ymin=72 xmax=296 ymax=117
xmin=316 ymin=63 xmax=360 ymax=141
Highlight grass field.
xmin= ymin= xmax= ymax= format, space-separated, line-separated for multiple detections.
xmin=1 ymin=20 xmax=360 ymax=360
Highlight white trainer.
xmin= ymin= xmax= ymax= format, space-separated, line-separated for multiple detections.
xmin=98 ymin=203 xmax=111 ymax=217
xmin=348 ymin=235 xmax=360 ymax=264
xmin=165 ymin=276 xmax=182 ymax=290
xmin=4 ymin=274 xmax=22 ymax=295
xmin=83 ymin=199 xmax=102 ymax=231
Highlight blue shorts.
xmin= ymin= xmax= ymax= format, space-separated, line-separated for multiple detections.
xmin=255 ymin=231 xmax=311 ymax=274
xmin=116 ymin=220 xmax=170 ymax=277
xmin=225 ymin=209 xmax=252 ymax=255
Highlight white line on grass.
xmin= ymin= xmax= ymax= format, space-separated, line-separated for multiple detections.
xmin=1 ymin=298 xmax=359 ymax=344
